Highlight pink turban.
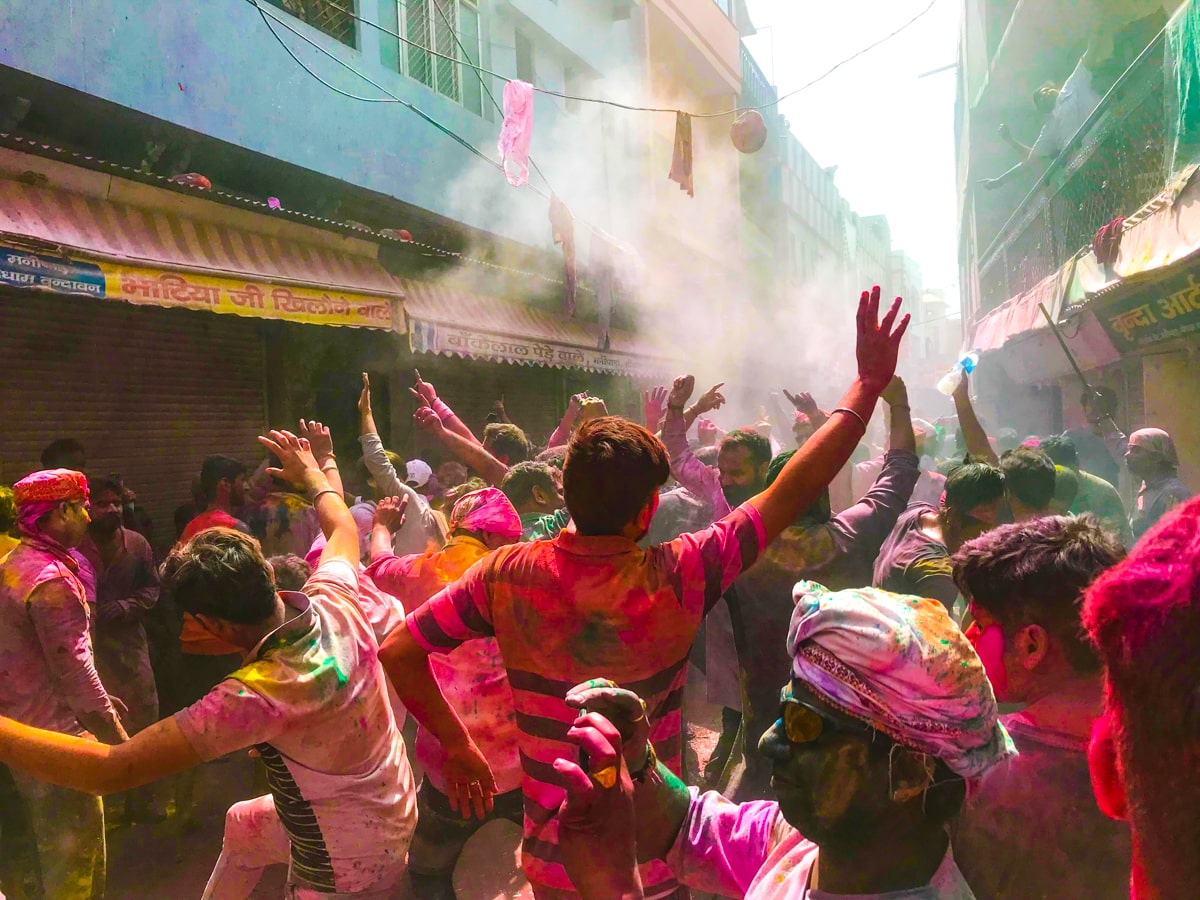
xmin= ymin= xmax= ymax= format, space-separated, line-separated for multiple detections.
xmin=449 ymin=488 xmax=521 ymax=541
xmin=13 ymin=469 xmax=89 ymax=535
xmin=787 ymin=581 xmax=1015 ymax=780
xmin=1128 ymin=428 xmax=1179 ymax=467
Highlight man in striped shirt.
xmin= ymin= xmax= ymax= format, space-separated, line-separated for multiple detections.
xmin=380 ymin=288 xmax=910 ymax=899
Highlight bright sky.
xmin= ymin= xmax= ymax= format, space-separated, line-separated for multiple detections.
xmin=743 ymin=0 xmax=961 ymax=303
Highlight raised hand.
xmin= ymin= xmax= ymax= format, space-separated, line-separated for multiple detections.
xmin=783 ymin=390 xmax=821 ymax=420
xmin=880 ymin=375 xmax=909 ymax=408
xmin=666 ymin=375 xmax=695 ymax=411
xmin=413 ymin=405 xmax=446 ymax=435
xmin=258 ymin=430 xmax=319 ymax=486
xmin=578 ymin=397 xmax=608 ymax=423
xmin=298 ymin=418 xmax=334 ymax=461
xmin=564 ymin=679 xmax=651 ymax=771
xmin=643 ymin=386 xmax=668 ymax=430
xmin=692 ymin=383 xmax=726 ymax=416
xmin=373 ymin=494 xmax=409 ymax=533
xmin=697 ymin=417 xmax=720 ymax=447
xmin=357 ymin=373 xmax=372 ymax=415
xmin=855 ymin=286 xmax=909 ymax=393
xmin=413 ymin=369 xmax=438 ymax=406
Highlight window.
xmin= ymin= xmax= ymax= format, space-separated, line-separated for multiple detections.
xmin=399 ymin=1 xmax=484 ymax=113
xmin=264 ymin=0 xmax=357 ymax=47
xmin=515 ymin=30 xmax=535 ymax=84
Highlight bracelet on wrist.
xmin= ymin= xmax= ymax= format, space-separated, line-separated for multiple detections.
xmin=310 ymin=487 xmax=340 ymax=504
xmin=832 ymin=407 xmax=868 ymax=432
xmin=630 ymin=740 xmax=658 ymax=783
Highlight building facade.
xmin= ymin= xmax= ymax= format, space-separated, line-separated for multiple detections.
xmin=956 ymin=0 xmax=1199 ymax=491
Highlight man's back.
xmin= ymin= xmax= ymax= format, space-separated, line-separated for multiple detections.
xmin=953 ymin=715 xmax=1131 ymax=900
xmin=874 ymin=504 xmax=958 ymax=609
xmin=405 ymin=504 xmax=765 ymax=895
xmin=174 ymin=559 xmax=416 ymax=894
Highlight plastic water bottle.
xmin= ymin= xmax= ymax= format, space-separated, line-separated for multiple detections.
xmin=937 ymin=351 xmax=980 ymax=396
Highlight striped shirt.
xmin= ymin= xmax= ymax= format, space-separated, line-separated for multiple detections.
xmin=406 ymin=503 xmax=765 ymax=897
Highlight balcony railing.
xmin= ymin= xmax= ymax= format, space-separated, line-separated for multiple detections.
xmin=977 ymin=30 xmax=1169 ymax=312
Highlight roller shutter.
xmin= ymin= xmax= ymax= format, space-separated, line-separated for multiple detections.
xmin=0 ymin=290 xmax=265 ymax=553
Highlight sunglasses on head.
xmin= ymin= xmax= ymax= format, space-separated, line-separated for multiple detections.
xmin=778 ymin=686 xmax=876 ymax=745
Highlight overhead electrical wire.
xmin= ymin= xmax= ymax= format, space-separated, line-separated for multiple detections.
xmin=297 ymin=0 xmax=939 ymax=118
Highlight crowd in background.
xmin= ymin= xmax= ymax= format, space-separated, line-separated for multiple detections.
xmin=0 ymin=287 xmax=1195 ymax=900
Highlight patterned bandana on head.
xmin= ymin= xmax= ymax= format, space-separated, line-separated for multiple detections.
xmin=786 ymin=581 xmax=1016 ymax=780
xmin=449 ymin=488 xmax=522 ymax=541
xmin=13 ymin=469 xmax=89 ymax=536
xmin=1128 ymin=428 xmax=1179 ymax=468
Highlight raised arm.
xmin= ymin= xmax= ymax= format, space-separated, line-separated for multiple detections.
xmin=750 ymin=288 xmax=909 ymax=543
xmin=881 ymin=376 xmax=917 ymax=456
xmin=662 ymin=376 xmax=729 ymax=518
xmin=549 ymin=392 xmax=588 ymax=448
xmin=299 ymin=418 xmax=343 ymax=498
xmin=413 ymin=370 xmax=481 ymax=446
xmin=415 ymin=403 xmax=509 ymax=486
xmin=681 ymin=383 xmax=726 ymax=433
xmin=952 ymin=372 xmax=999 ymax=466
xmin=998 ymin=122 xmax=1034 ymax=158
xmin=258 ymin=428 xmax=358 ymax=567
xmin=370 ymin=495 xmax=409 ymax=563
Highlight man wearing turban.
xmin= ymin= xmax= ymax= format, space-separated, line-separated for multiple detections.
xmin=1124 ymin=428 xmax=1191 ymax=539
xmin=550 ymin=584 xmax=1014 ymax=899
xmin=0 ymin=469 xmax=127 ymax=900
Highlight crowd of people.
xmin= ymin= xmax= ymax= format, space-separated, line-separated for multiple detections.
xmin=0 ymin=286 xmax=1194 ymax=900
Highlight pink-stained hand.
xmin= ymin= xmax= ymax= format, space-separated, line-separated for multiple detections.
xmin=697 ymin=417 xmax=720 ymax=447
xmin=413 ymin=405 xmax=446 ymax=435
xmin=553 ymin=712 xmax=642 ymax=899
xmin=413 ymin=369 xmax=438 ymax=405
xmin=443 ymin=739 xmax=498 ymax=820
xmin=373 ymin=494 xmax=409 ymax=533
xmin=564 ymin=679 xmax=652 ymax=771
xmin=855 ymin=285 xmax=909 ymax=393
xmin=643 ymin=386 xmax=668 ymax=430
xmin=578 ymin=397 xmax=608 ymax=423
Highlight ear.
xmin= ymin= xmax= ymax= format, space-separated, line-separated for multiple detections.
xmin=531 ymin=486 xmax=548 ymax=506
xmin=636 ymin=492 xmax=661 ymax=531
xmin=889 ymin=747 xmax=936 ymax=804
xmin=1015 ymin=623 xmax=1050 ymax=671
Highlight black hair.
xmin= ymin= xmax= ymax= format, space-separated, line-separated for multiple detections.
xmin=267 ymin=554 xmax=313 ymax=592
xmin=200 ymin=455 xmax=248 ymax=503
xmin=41 ymin=438 xmax=85 ymax=469
xmin=953 ymin=515 xmax=1125 ymax=673
xmin=160 ymin=528 xmax=276 ymax=625
xmin=1000 ymin=447 xmax=1058 ymax=510
xmin=1038 ymin=435 xmax=1078 ymax=469
xmin=720 ymin=429 xmax=773 ymax=469
xmin=943 ymin=462 xmax=1005 ymax=513
xmin=484 ymin=423 xmax=531 ymax=465
xmin=564 ymin=417 xmax=669 ymax=535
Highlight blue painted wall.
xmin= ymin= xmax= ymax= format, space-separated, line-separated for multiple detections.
xmin=0 ymin=0 xmax=642 ymax=247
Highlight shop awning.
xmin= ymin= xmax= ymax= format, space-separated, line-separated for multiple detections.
xmin=0 ymin=180 xmax=404 ymax=330
xmin=403 ymin=279 xmax=674 ymax=378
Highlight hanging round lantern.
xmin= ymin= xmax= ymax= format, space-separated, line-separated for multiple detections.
xmin=731 ymin=109 xmax=768 ymax=154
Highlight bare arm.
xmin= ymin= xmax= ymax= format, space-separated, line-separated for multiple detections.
xmin=258 ymin=429 xmax=358 ymax=567
xmin=952 ymin=373 xmax=999 ymax=466
xmin=750 ymin=289 xmax=909 ymax=544
xmin=881 ymin=376 xmax=917 ymax=455
xmin=998 ymin=123 xmax=1033 ymax=158
xmin=0 ymin=715 xmax=200 ymax=795
xmin=415 ymin=405 xmax=509 ymax=486
xmin=549 ymin=392 xmax=587 ymax=448
xmin=662 ymin=378 xmax=729 ymax=518
xmin=413 ymin=370 xmax=481 ymax=446
xmin=682 ymin=382 xmax=725 ymax=433
xmin=378 ymin=620 xmax=496 ymax=817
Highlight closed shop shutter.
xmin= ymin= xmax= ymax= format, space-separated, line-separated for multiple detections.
xmin=0 ymin=291 xmax=265 ymax=553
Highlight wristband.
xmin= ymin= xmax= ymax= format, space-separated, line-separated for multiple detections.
xmin=310 ymin=488 xmax=340 ymax=505
xmin=630 ymin=740 xmax=658 ymax=783
xmin=832 ymin=407 xmax=868 ymax=431
xmin=432 ymin=399 xmax=455 ymax=421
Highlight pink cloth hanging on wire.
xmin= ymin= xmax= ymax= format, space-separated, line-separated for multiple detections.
xmin=498 ymin=80 xmax=534 ymax=187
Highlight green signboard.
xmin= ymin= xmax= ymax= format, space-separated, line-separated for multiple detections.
xmin=1097 ymin=267 xmax=1200 ymax=352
